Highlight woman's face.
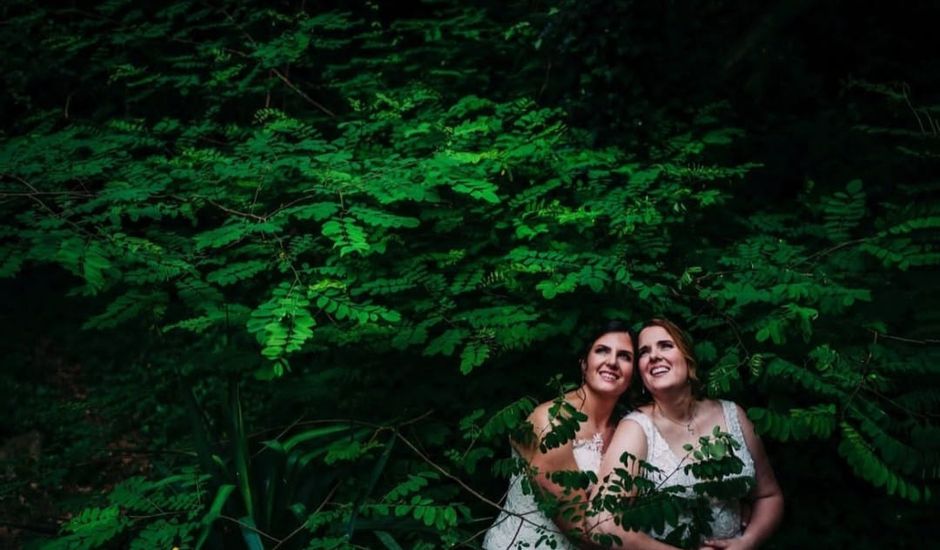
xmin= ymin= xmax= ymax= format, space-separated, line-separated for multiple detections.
xmin=637 ymin=325 xmax=689 ymax=394
xmin=582 ymin=331 xmax=634 ymax=397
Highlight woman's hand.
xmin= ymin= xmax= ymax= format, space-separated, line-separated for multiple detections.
xmin=698 ymin=535 xmax=755 ymax=550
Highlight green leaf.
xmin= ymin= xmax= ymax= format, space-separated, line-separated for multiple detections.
xmin=196 ymin=484 xmax=236 ymax=549
xmin=459 ymin=341 xmax=490 ymax=374
xmin=452 ymin=179 xmax=501 ymax=203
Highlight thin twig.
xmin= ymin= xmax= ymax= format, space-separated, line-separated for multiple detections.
xmin=841 ymin=334 xmax=878 ymax=422
xmin=239 ymin=414 xmax=575 ymax=541
xmin=249 ymin=167 xmax=267 ymax=215
xmin=869 ymin=386 xmax=940 ymax=420
xmin=394 ymin=431 xmax=505 ymax=511
xmin=868 ymin=329 xmax=940 ymax=345
xmin=3 ymin=174 xmax=95 ymax=237
xmin=397 ymin=409 xmax=435 ymax=428
xmin=205 ymin=198 xmax=269 ymax=222
xmin=791 ymin=237 xmax=870 ymax=267
xmin=271 ymin=482 xmax=340 ymax=550
xmin=246 ymin=410 xmax=434 ymax=440
xmin=127 ymin=511 xmax=185 ymax=521
xmin=103 ymin=447 xmax=197 ymax=457
xmin=272 ymin=415 xmax=305 ymax=443
xmin=171 ymin=193 xmax=268 ymax=222
xmin=538 ymin=59 xmax=552 ymax=98
xmin=213 ymin=5 xmax=335 ymax=118
xmin=271 ymin=68 xmax=337 ymax=118
xmin=265 ymin=194 xmax=322 ymax=219
xmin=219 ymin=514 xmax=282 ymax=544
xmin=902 ymin=83 xmax=928 ymax=135
xmin=0 ymin=191 xmax=93 ymax=198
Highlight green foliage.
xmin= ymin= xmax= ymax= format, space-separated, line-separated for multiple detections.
xmin=247 ymin=282 xmax=316 ymax=361
xmin=50 ymin=506 xmax=128 ymax=550
xmin=540 ymin=398 xmax=590 ymax=453
xmin=40 ymin=473 xmax=203 ymax=550
xmin=1 ymin=0 xmax=938 ymax=548
xmin=583 ymin=430 xmax=755 ymax=548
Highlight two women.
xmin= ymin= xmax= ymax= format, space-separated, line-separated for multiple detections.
xmin=590 ymin=318 xmax=783 ymax=549
xmin=484 ymin=319 xmax=783 ymax=549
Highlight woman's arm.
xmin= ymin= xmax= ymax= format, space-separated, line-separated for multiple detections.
xmin=587 ymin=418 xmax=682 ymax=550
xmin=519 ymin=403 xmax=592 ymax=538
xmin=702 ymin=405 xmax=783 ymax=549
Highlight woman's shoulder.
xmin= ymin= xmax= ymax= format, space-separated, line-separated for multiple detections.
xmin=699 ymin=398 xmax=754 ymax=435
xmin=696 ymin=398 xmax=738 ymax=417
xmin=528 ymin=392 xmax=581 ymax=425
xmin=517 ymin=393 xmax=583 ymax=449
xmin=619 ymin=405 xmax=655 ymax=434
xmin=603 ymin=408 xmax=652 ymax=459
xmin=709 ymin=398 xmax=749 ymax=418
xmin=624 ymin=404 xmax=654 ymax=420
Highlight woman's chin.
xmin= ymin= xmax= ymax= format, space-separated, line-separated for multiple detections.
xmin=645 ymin=378 xmax=689 ymax=396
xmin=587 ymin=381 xmax=629 ymax=397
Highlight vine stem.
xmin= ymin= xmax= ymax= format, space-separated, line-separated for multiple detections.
xmin=869 ymin=329 xmax=940 ymax=345
xmin=392 ymin=430 xmax=504 ymax=511
xmin=792 ymin=237 xmax=871 ymax=267
xmin=393 ymin=429 xmax=581 ymax=542
xmin=219 ymin=514 xmax=282 ymax=544
xmin=271 ymin=68 xmax=337 ymax=118
xmin=215 ymin=412 xmax=617 ymax=544
xmin=271 ymin=483 xmax=339 ymax=550
xmin=3 ymin=174 xmax=97 ymax=238
xmin=211 ymin=4 xmax=336 ymax=119
xmin=127 ymin=511 xmax=185 ymax=521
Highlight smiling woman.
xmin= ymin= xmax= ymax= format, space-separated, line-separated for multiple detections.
xmin=589 ymin=319 xmax=784 ymax=549
xmin=483 ymin=321 xmax=635 ymax=549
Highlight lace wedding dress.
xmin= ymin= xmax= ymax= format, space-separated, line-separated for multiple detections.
xmin=623 ymin=399 xmax=756 ymax=541
xmin=482 ymin=433 xmax=603 ymax=549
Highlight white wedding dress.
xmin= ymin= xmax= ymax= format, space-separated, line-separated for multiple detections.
xmin=623 ymin=399 xmax=756 ymax=541
xmin=482 ymin=433 xmax=604 ymax=549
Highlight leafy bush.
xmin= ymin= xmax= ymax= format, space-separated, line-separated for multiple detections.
xmin=1 ymin=0 xmax=938 ymax=548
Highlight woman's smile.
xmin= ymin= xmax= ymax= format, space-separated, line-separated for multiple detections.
xmin=648 ymin=365 xmax=670 ymax=377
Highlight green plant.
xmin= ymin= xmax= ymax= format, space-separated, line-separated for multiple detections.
xmin=2 ymin=1 xmax=938 ymax=548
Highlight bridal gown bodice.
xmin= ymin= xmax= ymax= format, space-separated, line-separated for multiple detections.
xmin=482 ymin=433 xmax=604 ymax=549
xmin=623 ymin=399 xmax=756 ymax=542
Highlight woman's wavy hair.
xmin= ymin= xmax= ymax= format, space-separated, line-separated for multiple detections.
xmin=631 ymin=317 xmax=703 ymax=404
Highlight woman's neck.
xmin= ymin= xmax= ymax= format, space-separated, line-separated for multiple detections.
xmin=574 ymin=386 xmax=618 ymax=429
xmin=652 ymin=390 xmax=696 ymax=422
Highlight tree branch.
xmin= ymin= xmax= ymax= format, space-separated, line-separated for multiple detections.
xmin=270 ymin=68 xmax=337 ymax=118
xmin=219 ymin=514 xmax=282 ymax=544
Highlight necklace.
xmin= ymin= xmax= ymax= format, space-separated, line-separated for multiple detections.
xmin=656 ymin=401 xmax=697 ymax=436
